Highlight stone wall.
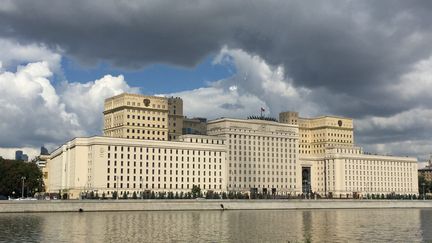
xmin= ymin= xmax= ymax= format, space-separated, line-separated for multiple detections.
xmin=1 ymin=200 xmax=432 ymax=213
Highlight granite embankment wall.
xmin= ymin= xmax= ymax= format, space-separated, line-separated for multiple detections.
xmin=1 ymin=200 xmax=432 ymax=213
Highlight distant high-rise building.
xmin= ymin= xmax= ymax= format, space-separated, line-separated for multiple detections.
xmin=15 ymin=150 xmax=29 ymax=161
xmin=40 ymin=146 xmax=49 ymax=155
xmin=15 ymin=150 xmax=23 ymax=160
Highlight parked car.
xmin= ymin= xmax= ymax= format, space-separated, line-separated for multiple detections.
xmin=0 ymin=195 xmax=8 ymax=200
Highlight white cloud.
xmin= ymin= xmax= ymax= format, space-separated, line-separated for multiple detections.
xmin=0 ymin=39 xmax=139 ymax=158
xmin=0 ymin=38 xmax=62 ymax=72
xmin=356 ymin=108 xmax=432 ymax=132
xmin=0 ymin=60 xmax=137 ymax=154
xmin=213 ymin=47 xmax=319 ymax=116
xmin=391 ymin=55 xmax=432 ymax=101
xmin=171 ymin=84 xmax=264 ymax=119
xmin=170 ymin=47 xmax=320 ymax=120
xmin=60 ymin=74 xmax=139 ymax=135
xmin=0 ymin=61 xmax=83 ymax=149
xmin=355 ymin=108 xmax=432 ymax=160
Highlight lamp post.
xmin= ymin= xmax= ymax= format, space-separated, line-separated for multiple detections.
xmin=21 ymin=176 xmax=26 ymax=199
xmin=422 ymin=182 xmax=426 ymax=200
xmin=116 ymin=176 xmax=119 ymax=200
xmin=141 ymin=177 xmax=144 ymax=199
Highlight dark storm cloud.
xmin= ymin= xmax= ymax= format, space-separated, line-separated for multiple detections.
xmin=2 ymin=1 xmax=432 ymax=106
xmin=1 ymin=0 xmax=432 ymax=157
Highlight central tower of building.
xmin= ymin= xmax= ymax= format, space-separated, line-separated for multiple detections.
xmin=103 ymin=93 xmax=183 ymax=141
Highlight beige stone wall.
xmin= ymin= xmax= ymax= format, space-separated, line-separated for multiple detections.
xmin=207 ymin=118 xmax=300 ymax=195
xmin=2 ymin=200 xmax=432 ymax=213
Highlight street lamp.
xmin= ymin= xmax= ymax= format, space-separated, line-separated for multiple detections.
xmin=141 ymin=177 xmax=144 ymax=199
xmin=21 ymin=176 xmax=26 ymax=199
xmin=116 ymin=176 xmax=119 ymax=200
xmin=421 ymin=182 xmax=426 ymax=200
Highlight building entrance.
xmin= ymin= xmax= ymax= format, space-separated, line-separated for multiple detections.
xmin=302 ymin=167 xmax=311 ymax=194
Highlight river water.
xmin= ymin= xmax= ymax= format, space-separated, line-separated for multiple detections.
xmin=0 ymin=209 xmax=431 ymax=242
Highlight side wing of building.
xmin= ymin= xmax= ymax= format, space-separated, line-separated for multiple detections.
xmin=46 ymin=136 xmax=226 ymax=199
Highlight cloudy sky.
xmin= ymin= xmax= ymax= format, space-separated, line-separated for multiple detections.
xmin=0 ymin=0 xmax=431 ymax=163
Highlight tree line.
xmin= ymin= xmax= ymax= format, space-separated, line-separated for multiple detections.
xmin=0 ymin=158 xmax=44 ymax=197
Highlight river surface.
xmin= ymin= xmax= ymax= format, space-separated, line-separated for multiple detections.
xmin=0 ymin=209 xmax=431 ymax=242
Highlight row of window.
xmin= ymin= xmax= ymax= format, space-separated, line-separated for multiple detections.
xmin=229 ymin=184 xmax=297 ymax=189
xmin=108 ymin=146 xmax=223 ymax=156
xmin=108 ymin=182 xmax=221 ymax=190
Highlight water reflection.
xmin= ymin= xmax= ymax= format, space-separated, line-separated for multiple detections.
xmin=0 ymin=209 xmax=430 ymax=242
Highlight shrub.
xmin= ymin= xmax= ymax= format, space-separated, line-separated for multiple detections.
xmin=191 ymin=185 xmax=201 ymax=198
xmin=205 ymin=190 xmax=214 ymax=199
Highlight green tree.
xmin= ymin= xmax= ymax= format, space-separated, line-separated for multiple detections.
xmin=213 ymin=192 xmax=220 ymax=199
xmin=205 ymin=190 xmax=214 ymax=199
xmin=122 ymin=192 xmax=128 ymax=199
xmin=132 ymin=191 xmax=137 ymax=199
xmin=191 ymin=185 xmax=201 ymax=198
xmin=158 ymin=192 xmax=166 ymax=199
xmin=0 ymin=158 xmax=44 ymax=197
xmin=112 ymin=191 xmax=118 ymax=199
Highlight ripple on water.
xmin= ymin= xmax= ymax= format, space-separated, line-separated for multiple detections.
xmin=0 ymin=208 xmax=431 ymax=243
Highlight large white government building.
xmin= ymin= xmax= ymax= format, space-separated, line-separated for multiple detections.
xmin=279 ymin=111 xmax=418 ymax=197
xmin=43 ymin=93 xmax=419 ymax=198
xmin=46 ymin=135 xmax=226 ymax=199
xmin=207 ymin=118 xmax=300 ymax=195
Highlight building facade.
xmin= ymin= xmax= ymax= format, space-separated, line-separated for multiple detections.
xmin=280 ymin=111 xmax=418 ymax=197
xmin=279 ymin=111 xmax=354 ymax=156
xmin=207 ymin=118 xmax=300 ymax=195
xmin=103 ymin=93 xmax=183 ymax=141
xmin=46 ymin=135 xmax=226 ymax=199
